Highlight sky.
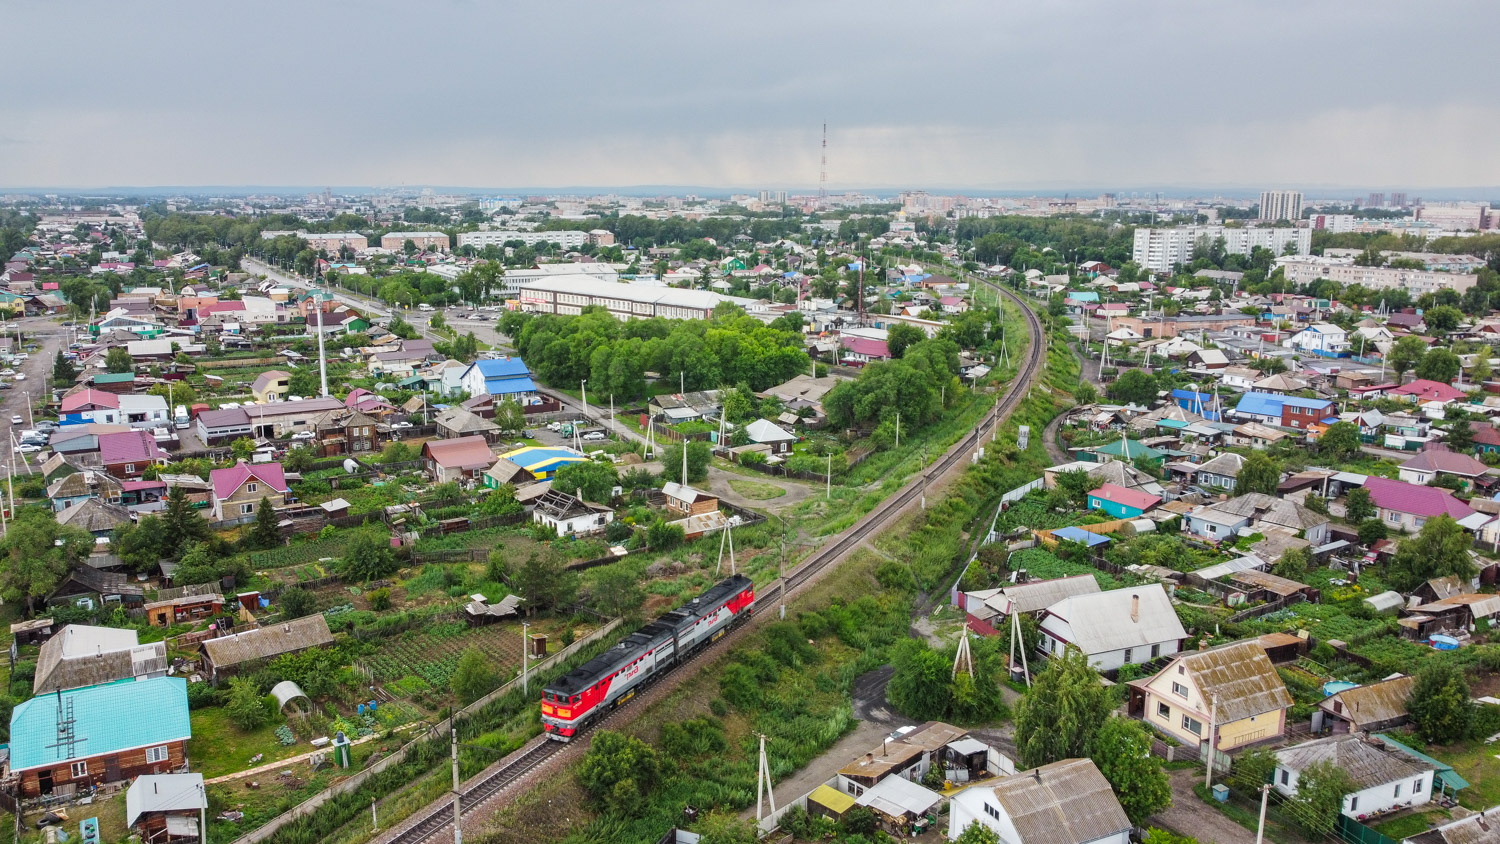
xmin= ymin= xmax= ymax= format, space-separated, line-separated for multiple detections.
xmin=2 ymin=0 xmax=1499 ymax=193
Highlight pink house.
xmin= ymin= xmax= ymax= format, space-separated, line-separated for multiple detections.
xmin=209 ymin=461 xmax=290 ymax=521
xmin=840 ymin=336 xmax=891 ymax=366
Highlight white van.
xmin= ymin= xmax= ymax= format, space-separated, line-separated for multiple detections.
xmin=418 ymin=303 xmax=435 ymax=312
xmin=174 ymin=405 xmax=190 ymax=429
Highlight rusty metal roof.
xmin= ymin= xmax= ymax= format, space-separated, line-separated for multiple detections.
xmin=1175 ymin=640 xmax=1293 ymax=724
xmin=1320 ymin=675 xmax=1414 ymax=730
xmin=987 ymin=758 xmax=1131 ymax=844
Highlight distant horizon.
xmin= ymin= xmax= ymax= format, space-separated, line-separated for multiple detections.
xmin=5 ymin=184 xmax=1500 ymax=203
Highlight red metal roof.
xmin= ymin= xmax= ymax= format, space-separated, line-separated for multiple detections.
xmin=97 ymin=431 xmax=165 ymax=465
xmin=840 ymin=336 xmax=890 ymax=359
xmin=210 ymin=461 xmax=289 ymax=501
xmin=1388 ymin=379 xmax=1466 ymax=402
xmin=1363 ymin=476 xmax=1477 ymax=520
xmin=61 ymin=389 xmax=120 ymax=413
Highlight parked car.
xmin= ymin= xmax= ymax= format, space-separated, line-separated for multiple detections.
xmin=290 ymin=430 xmax=316 ymax=441
xmin=582 ymin=432 xmax=607 ymax=441
xmin=9 ymin=415 xmax=19 ymax=425
xmin=13 ymin=444 xmax=41 ymax=454
xmin=391 ymin=421 xmax=414 ymax=429
xmin=15 ymin=373 xmax=26 ymax=380
xmin=35 ymin=421 xmax=57 ymax=432
xmin=1 ymin=369 xmax=14 ymax=376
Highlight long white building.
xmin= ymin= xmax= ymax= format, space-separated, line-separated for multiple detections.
xmin=500 ymin=263 xmax=618 ymax=298
xmin=1132 ymin=225 xmax=1310 ymax=273
xmin=518 ymin=276 xmax=754 ymax=321
xmin=1274 ymin=256 xmax=1478 ymax=296
xmin=458 ymin=229 xmax=589 ymax=250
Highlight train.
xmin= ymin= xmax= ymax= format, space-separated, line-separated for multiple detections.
xmin=541 ymin=574 xmax=755 ymax=741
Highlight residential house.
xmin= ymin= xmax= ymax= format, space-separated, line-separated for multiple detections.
xmin=1130 ymin=641 xmax=1292 ymax=751
xmin=662 ymin=482 xmax=718 ymax=517
xmin=435 ymin=407 xmax=502 ymax=442
xmin=1037 ymin=584 xmax=1188 ymax=672
xmin=1043 ymin=460 xmax=1165 ymax=498
xmin=1283 ymin=323 xmax=1351 ymax=357
xmin=55 ymin=497 xmax=131 ymax=540
xmin=948 ymin=758 xmax=1130 ymax=844
xmin=310 ymin=408 xmax=381 ymax=456
xmin=1398 ymin=446 xmax=1490 ymax=488
xmin=1086 ymin=483 xmax=1161 ymax=519
xmin=1183 ymin=493 xmax=1330 ymax=545
xmin=1222 ymin=367 xmax=1259 ymax=390
xmin=1252 ymin=373 xmax=1311 ymax=395
xmin=1319 ymin=675 xmax=1416 ymax=735
xmin=532 ymin=488 xmax=614 ymax=537
xmin=98 ymin=430 xmax=168 ymax=479
xmin=1388 ymin=380 xmax=1467 ymax=405
xmin=251 ymin=370 xmax=292 ymax=402
xmin=1472 ymin=424 xmax=1500 ymax=455
xmin=143 ymin=587 xmax=224 ymax=627
xmin=482 ymin=457 xmax=535 ymax=490
xmin=840 ymin=336 xmax=891 ymax=365
xmin=837 ymin=721 xmax=969 ymax=794
xmin=199 ymin=614 xmax=335 ymax=684
xmin=1281 ymin=396 xmax=1339 ymax=431
xmin=126 ymin=773 xmax=207 ymax=842
xmin=47 ymin=469 xmax=124 ymax=512
xmin=1402 ymin=806 xmax=1500 ymax=844
xmin=1234 ymin=422 xmax=1289 ymax=448
xmin=1274 ymin=735 xmax=1435 ymax=819
xmin=1363 ymin=476 xmax=1478 ymax=534
xmin=208 ymin=460 xmax=289 ymax=521
xmin=744 ymin=418 xmax=798 ymax=454
xmin=459 ymin=357 xmax=537 ymax=402
xmin=1192 ymin=452 xmax=1248 ymax=493
xmin=8 ymin=676 xmax=190 ymax=797
xmin=60 ymin=389 xmax=122 ymax=425
xmin=423 ymin=436 xmax=496 ymax=484
xmin=33 ymin=624 xmax=168 ymax=694
xmin=648 ymin=391 xmax=723 ymax=423
xmin=965 ymin=575 xmax=1101 ymax=627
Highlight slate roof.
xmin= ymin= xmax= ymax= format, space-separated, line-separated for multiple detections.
xmin=1161 ymin=641 xmax=1293 ymax=723
xmin=1043 ymin=584 xmax=1187 ymax=655
xmin=988 ymin=575 xmax=1101 ymax=616
xmin=1276 ymin=735 xmax=1434 ymax=790
xmin=984 ymin=758 xmax=1131 ymax=844
xmin=1201 ymin=492 xmax=1328 ymax=532
xmin=10 ymin=676 xmax=190 ymax=772
xmin=1320 ymin=675 xmax=1415 ymax=731
xmin=54 ymin=498 xmax=131 ymax=533
xmin=1195 ymin=451 xmax=1247 ymax=478
xmin=202 ymin=615 xmax=333 ymax=669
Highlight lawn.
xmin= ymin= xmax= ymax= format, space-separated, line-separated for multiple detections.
xmin=727 ymin=478 xmax=786 ymax=500
xmin=1408 ymin=737 xmax=1500 ymax=811
xmin=188 ymin=706 xmax=306 ymax=779
xmin=21 ymin=791 xmax=130 ymax=844
xmin=1374 ymin=809 xmax=1452 ymax=839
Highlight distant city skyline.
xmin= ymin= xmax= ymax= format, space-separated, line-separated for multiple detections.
xmin=2 ymin=1 xmax=1497 ymax=190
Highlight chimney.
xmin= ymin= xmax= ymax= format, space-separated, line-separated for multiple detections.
xmin=1131 ymin=594 xmax=1140 ymax=623
xmin=1033 ymin=768 xmax=1041 ymax=783
xmin=865 ymin=753 xmax=874 ymax=764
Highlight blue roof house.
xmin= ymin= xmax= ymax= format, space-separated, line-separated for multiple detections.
xmin=9 ymin=675 xmax=190 ymax=796
xmin=459 ymin=357 xmax=538 ymax=402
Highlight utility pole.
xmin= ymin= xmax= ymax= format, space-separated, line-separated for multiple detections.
xmin=1205 ymin=693 xmax=1218 ymax=790
xmin=1009 ymin=609 xmax=1030 ymax=687
xmin=580 ymin=380 xmax=588 ymax=423
xmin=1255 ymin=784 xmax=1271 ymax=844
xmin=716 ymin=523 xmax=736 ymax=576
xmin=920 ymin=447 xmax=927 ymax=510
xmin=755 ymin=732 xmax=777 ymax=823
xmin=895 ymin=412 xmax=900 ymax=448
xmin=372 ymin=796 xmax=378 ymax=832
xmin=825 ymin=454 xmax=831 ymax=499
xmin=315 ymin=290 xmax=330 ymax=397
xmin=952 ymin=630 xmax=973 ymax=679
xmin=521 ymin=621 xmax=530 ymax=694
xmin=200 ymin=783 xmax=208 ymax=844
xmin=451 ymin=728 xmax=463 ymax=844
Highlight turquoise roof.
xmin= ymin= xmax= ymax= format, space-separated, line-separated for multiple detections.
xmin=1091 ymin=439 xmax=1166 ymax=460
xmin=10 ymin=676 xmax=190 ymax=772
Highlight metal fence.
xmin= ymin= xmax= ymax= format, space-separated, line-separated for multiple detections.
xmin=1336 ymin=813 xmax=1401 ymax=844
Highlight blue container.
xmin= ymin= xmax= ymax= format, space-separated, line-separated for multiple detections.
xmin=1212 ymin=784 xmax=1229 ymax=803
xmin=1430 ymin=635 xmax=1460 ymax=651
xmin=1323 ymin=681 xmax=1358 ymax=697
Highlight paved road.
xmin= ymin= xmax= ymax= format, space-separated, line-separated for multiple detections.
xmin=243 ymin=257 xmax=453 ymax=345
xmin=1 ymin=320 xmax=69 ymax=479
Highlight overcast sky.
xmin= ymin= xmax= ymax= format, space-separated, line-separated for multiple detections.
xmin=3 ymin=0 xmax=1498 ymax=193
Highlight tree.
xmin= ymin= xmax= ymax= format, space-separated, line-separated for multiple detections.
xmin=1425 ymin=305 xmax=1463 ymax=335
xmin=1290 ymin=760 xmax=1358 ymax=836
xmin=954 ymin=820 xmax=1002 ymax=844
xmin=1088 ymin=717 xmax=1171 ymax=824
xmin=887 ymin=323 xmax=927 ymax=359
xmin=225 ymin=677 xmax=269 ymax=731
xmin=1345 ymin=487 xmax=1375 ymax=523
xmin=52 ymin=350 xmax=78 ymax=385
xmin=339 ymin=531 xmax=399 ymax=581
xmin=278 ymin=584 xmax=316 ymax=619
xmin=1054 ymin=469 xmax=1093 ymax=509
xmin=1357 ymin=518 xmax=1389 ymax=546
xmin=1317 ymin=422 xmax=1361 ymax=460
xmin=288 ymin=368 xmax=319 ymax=397
xmin=160 ymin=485 xmax=209 ymax=557
xmin=104 ymin=347 xmax=134 ymax=374
xmin=1473 ymin=353 xmax=1493 ymax=386
xmin=1107 ymin=369 xmax=1157 ymax=406
xmin=1073 ymin=381 xmax=1098 ymax=406
xmin=0 ymin=508 xmax=94 ymax=611
xmin=575 ymin=730 xmax=661 ymax=817
xmin=1013 ymin=646 xmax=1115 ymax=768
xmin=1417 ymin=348 xmax=1461 ymax=384
xmin=662 ymin=441 xmax=712 ymax=484
xmin=696 ymin=812 xmax=758 ymax=844
xmin=1390 ymin=335 xmax=1429 ymax=384
xmin=515 ymin=552 xmax=578 ymax=614
xmin=1273 ymin=546 xmax=1312 ymax=579
xmin=1409 ymin=662 xmax=1474 ymax=744
xmin=1388 ymin=515 xmax=1475 ymax=590
xmin=492 ymin=400 xmax=526 ymax=435
xmin=246 ymin=496 xmax=281 ymax=549
xmin=230 ymin=436 xmax=256 ymax=462
xmin=587 ymin=564 xmax=646 ymax=620
xmin=1449 ymin=419 xmax=1476 ymax=453
xmin=551 ymin=460 xmax=619 ymax=503
xmin=1234 ymin=451 xmax=1281 ymax=497
xmin=721 ymin=386 xmax=755 ymax=424
xmin=451 ymin=647 xmax=496 ymax=705
xmin=887 ymin=639 xmax=954 ymax=721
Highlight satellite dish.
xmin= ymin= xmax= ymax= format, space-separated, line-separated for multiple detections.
xmin=343 ymin=459 xmax=360 ymax=474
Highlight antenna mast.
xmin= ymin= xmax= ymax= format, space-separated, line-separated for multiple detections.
xmin=819 ymin=122 xmax=828 ymax=209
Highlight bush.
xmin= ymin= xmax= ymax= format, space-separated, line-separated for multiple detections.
xmin=739 ymin=451 xmax=766 ymax=467
xmin=875 ymin=560 xmax=915 ymax=591
xmin=708 ymin=697 xmax=728 ymax=717
xmin=186 ymin=681 xmax=222 ymax=710
xmin=367 ymin=588 xmax=392 ymax=611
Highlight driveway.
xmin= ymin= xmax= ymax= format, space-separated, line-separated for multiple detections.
xmin=1149 ymin=768 xmax=1258 ymax=844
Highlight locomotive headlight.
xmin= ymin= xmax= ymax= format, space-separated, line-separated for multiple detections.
xmin=558 ymin=708 xmax=572 ymax=718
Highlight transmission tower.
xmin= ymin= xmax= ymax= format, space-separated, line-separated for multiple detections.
xmin=819 ymin=122 xmax=828 ymax=208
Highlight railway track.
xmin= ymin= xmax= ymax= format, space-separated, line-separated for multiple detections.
xmin=377 ymin=279 xmax=1047 ymax=844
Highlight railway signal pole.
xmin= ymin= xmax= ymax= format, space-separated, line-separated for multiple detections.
xmin=451 ymin=728 xmax=463 ymax=844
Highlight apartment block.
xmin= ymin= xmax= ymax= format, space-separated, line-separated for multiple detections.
xmin=1132 ymin=226 xmax=1310 ymax=273
xmin=457 ymin=230 xmax=588 ymax=250
xmin=1259 ymin=191 xmax=1303 ymax=222
xmin=381 ymin=231 xmax=450 ymax=252
xmin=1275 ymin=257 xmax=1478 ymax=296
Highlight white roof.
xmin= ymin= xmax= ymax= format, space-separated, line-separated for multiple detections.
xmin=745 ymin=418 xmax=796 ymax=443
xmin=661 ymin=482 xmax=711 ymax=503
xmin=57 ymin=623 xmax=138 ymax=658
xmin=519 ymin=275 xmax=754 ymax=311
xmin=126 ymin=773 xmax=205 ymax=828
xmin=1044 ymin=584 xmax=1187 ymax=655
xmin=854 ymin=771 xmax=942 ymax=817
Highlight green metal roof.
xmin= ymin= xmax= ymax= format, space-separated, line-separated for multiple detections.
xmin=10 ymin=676 xmax=190 ymax=772
xmin=1091 ymin=439 xmax=1167 ymax=460
xmin=93 ymin=373 xmax=135 ymax=384
xmin=1375 ymin=734 xmax=1470 ymax=791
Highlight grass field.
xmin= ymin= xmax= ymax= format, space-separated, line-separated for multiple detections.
xmin=727 ymin=479 xmax=786 ymax=500
xmin=1374 ymin=809 xmax=1452 ymax=839
xmin=189 ymin=707 xmax=304 ymax=779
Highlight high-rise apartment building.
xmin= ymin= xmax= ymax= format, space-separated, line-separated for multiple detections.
xmin=1132 ymin=226 xmax=1310 ymax=273
xmin=1258 ymin=191 xmax=1303 ymax=221
xmin=1367 ymin=192 xmax=1385 ymax=208
xmin=1390 ymin=192 xmax=1408 ymax=208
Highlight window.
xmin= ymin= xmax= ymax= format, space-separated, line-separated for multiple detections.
xmin=1123 ymin=648 xmax=1133 ymax=664
xmin=1414 ymin=777 xmax=1425 ymax=793
xmin=1182 ymin=715 xmax=1203 ymax=736
xmin=1388 ymin=511 xmax=1399 ymax=523
xmin=146 ymin=745 xmax=169 ymax=764
xmin=1172 ymin=682 xmax=1189 ymax=698
xmin=1394 ymin=783 xmax=1402 ymax=798
xmin=241 ymin=503 xmax=254 ymax=515
xmin=125 ymin=463 xmax=136 ymax=474
xmin=70 ymin=761 xmax=88 ymax=778
xmin=247 ymin=482 xmax=258 ymax=494
xmin=1157 ymin=702 xmax=1171 ymax=719
xmin=984 ymin=803 xmax=1000 ymax=820
xmin=1281 ymin=770 xmax=1290 ymax=786
xmin=1151 ymin=644 xmax=1161 ymax=658
xmin=1414 ymin=518 xmax=1426 ymax=529
xmin=1349 ymin=796 xmax=1359 ymax=812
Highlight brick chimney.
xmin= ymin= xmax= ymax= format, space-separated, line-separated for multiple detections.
xmin=1131 ymin=594 xmax=1140 ymax=623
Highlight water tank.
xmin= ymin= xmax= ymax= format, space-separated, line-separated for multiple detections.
xmin=343 ymin=459 xmax=360 ymax=474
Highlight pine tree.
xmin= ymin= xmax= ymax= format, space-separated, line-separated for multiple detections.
xmin=248 ymin=496 xmax=281 ymax=549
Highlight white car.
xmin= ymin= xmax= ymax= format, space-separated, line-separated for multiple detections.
xmin=13 ymin=443 xmax=41 ymax=454
xmin=0 ymin=369 xmax=13 ymax=377
xmin=582 ymin=432 xmax=607 ymax=441
xmin=9 ymin=415 xmax=19 ymax=425
xmin=14 ymin=373 xmax=26 ymax=381
xmin=391 ymin=421 xmax=414 ymax=429
xmin=290 ymin=430 xmax=316 ymax=441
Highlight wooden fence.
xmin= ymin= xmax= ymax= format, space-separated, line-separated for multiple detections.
xmin=225 ymin=618 xmax=624 ymax=844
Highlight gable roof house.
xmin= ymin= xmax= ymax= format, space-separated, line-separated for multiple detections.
xmin=1398 ymin=446 xmax=1491 ymax=488
xmin=1363 ymin=476 xmax=1479 ymax=534
xmin=97 ymin=430 xmax=169 ymax=480
xmin=1274 ymin=735 xmax=1436 ymax=820
xmin=1038 ymin=584 xmax=1188 ymax=673
xmin=1086 ymin=483 xmax=1161 ymax=519
xmin=1388 ymin=379 xmax=1467 ymax=405
xmin=435 ymin=406 xmax=502 ymax=442
xmin=1192 ymin=451 xmax=1248 ymax=493
xmin=423 ymin=436 xmax=496 ymax=484
xmin=1183 ymin=493 xmax=1331 ymax=546
xmin=459 ymin=357 xmax=537 ymax=401
xmin=208 ymin=460 xmax=289 ymax=522
xmin=8 ymin=675 xmax=190 ymax=797
xmin=1129 ymin=641 xmax=1293 ymax=752
xmin=55 ymin=497 xmax=132 ymax=539
xmin=47 ymin=468 xmax=124 ymax=512
xmin=1319 ymin=675 xmax=1416 ymax=735
xmin=125 ymin=773 xmax=207 ymax=840
xmin=200 ymin=614 xmax=334 ymax=684
xmin=744 ymin=418 xmax=798 ymax=454
xmin=33 ymin=624 xmax=168 ymax=694
xmin=532 ymin=488 xmax=614 ymax=537
xmin=948 ymin=758 xmax=1131 ymax=844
